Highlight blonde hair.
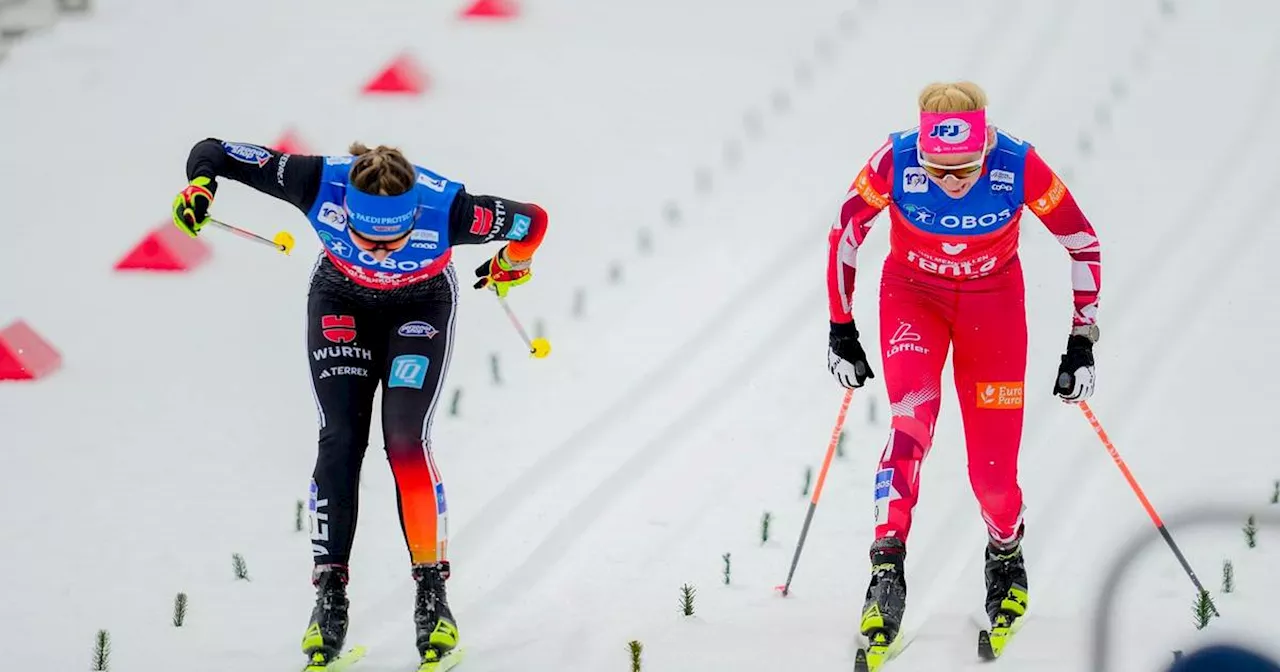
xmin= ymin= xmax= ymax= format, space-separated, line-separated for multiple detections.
xmin=347 ymin=142 xmax=416 ymax=196
xmin=918 ymin=81 xmax=988 ymax=113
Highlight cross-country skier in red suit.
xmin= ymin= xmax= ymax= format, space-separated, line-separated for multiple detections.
xmin=824 ymin=81 xmax=1101 ymax=665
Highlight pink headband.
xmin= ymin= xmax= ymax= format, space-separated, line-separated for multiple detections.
xmin=918 ymin=109 xmax=987 ymax=154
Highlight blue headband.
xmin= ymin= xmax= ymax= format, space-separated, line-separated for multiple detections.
xmin=344 ymin=183 xmax=419 ymax=237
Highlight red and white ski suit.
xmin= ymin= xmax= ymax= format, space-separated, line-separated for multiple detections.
xmin=826 ymin=127 xmax=1101 ymax=545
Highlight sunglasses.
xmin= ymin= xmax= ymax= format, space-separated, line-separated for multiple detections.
xmin=917 ymin=134 xmax=989 ymax=179
xmin=347 ymin=227 xmax=413 ymax=253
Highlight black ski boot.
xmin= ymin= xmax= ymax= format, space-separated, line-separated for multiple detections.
xmin=860 ymin=537 xmax=908 ymax=645
xmin=413 ymin=562 xmax=460 ymax=668
xmin=983 ymin=527 xmax=1028 ymax=628
xmin=301 ymin=564 xmax=350 ymax=670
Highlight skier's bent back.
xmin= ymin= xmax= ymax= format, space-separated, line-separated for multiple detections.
xmin=173 ymin=139 xmax=549 ymax=671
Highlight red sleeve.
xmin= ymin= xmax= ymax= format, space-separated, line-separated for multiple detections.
xmin=827 ymin=141 xmax=894 ymax=323
xmin=1023 ymin=148 xmax=1101 ymax=327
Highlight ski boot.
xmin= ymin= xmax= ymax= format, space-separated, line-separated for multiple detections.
xmin=978 ymin=526 xmax=1028 ymax=660
xmin=413 ymin=562 xmax=462 ymax=671
xmin=301 ymin=564 xmax=350 ymax=671
xmin=855 ymin=537 xmax=907 ymax=672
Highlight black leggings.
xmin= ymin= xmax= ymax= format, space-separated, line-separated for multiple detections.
xmin=306 ymin=266 xmax=457 ymax=568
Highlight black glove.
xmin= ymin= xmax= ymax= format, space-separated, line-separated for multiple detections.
xmin=828 ymin=320 xmax=875 ymax=389
xmin=1054 ymin=333 xmax=1096 ymax=403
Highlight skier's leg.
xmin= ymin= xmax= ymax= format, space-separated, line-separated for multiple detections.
xmin=951 ymin=261 xmax=1029 ymax=546
xmin=860 ymin=267 xmax=952 ymax=644
xmin=379 ymin=267 xmax=460 ymax=658
xmin=873 ymin=269 xmax=952 ymax=544
xmin=952 ymin=260 xmax=1031 ymax=631
xmin=303 ymin=290 xmax=384 ymax=661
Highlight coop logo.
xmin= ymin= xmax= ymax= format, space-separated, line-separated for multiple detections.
xmin=928 ymin=118 xmax=971 ymax=144
xmin=222 ymin=142 xmax=271 ymax=167
xmin=318 ymin=202 xmax=347 ymax=231
xmin=977 ymin=381 xmax=1024 ymax=409
xmin=398 ymin=321 xmax=439 ymax=338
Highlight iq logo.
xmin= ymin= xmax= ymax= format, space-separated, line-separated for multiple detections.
xmin=507 ymin=213 xmax=532 ymax=240
xmin=928 ymin=118 xmax=971 ymax=144
xmin=388 ymin=354 xmax=430 ymax=389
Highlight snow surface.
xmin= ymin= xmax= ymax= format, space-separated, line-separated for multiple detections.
xmin=2 ymin=0 xmax=1279 ymax=670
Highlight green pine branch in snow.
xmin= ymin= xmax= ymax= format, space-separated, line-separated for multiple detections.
xmin=1271 ymin=480 xmax=1278 ymax=505
xmin=836 ymin=431 xmax=846 ymax=458
xmin=1244 ymin=515 xmax=1258 ymax=548
xmin=628 ymin=640 xmax=643 ymax=672
xmin=1193 ymin=589 xmax=1216 ymax=630
xmin=760 ymin=511 xmax=772 ymax=544
xmin=232 ymin=553 xmax=251 ymax=581
xmin=173 ymin=592 xmax=188 ymax=627
xmin=802 ymin=466 xmax=813 ymax=497
xmin=722 ymin=552 xmax=732 ymax=585
xmin=679 ymin=583 xmax=696 ymax=616
xmin=295 ymin=499 xmax=305 ymax=532
xmin=92 ymin=629 xmax=110 ymax=671
xmin=1222 ymin=560 xmax=1235 ymax=594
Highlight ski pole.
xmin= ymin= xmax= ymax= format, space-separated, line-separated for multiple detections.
xmin=777 ymin=387 xmax=855 ymax=597
xmin=495 ymin=295 xmax=551 ymax=359
xmin=1077 ymin=400 xmax=1219 ymax=615
xmin=206 ymin=218 xmax=296 ymax=255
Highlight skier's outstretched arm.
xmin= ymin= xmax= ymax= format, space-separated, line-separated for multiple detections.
xmin=447 ymin=192 xmax=550 ymax=297
xmin=174 ymin=139 xmax=324 ymax=235
xmin=1024 ymin=148 xmax=1102 ymax=403
xmin=827 ymin=140 xmax=893 ymax=389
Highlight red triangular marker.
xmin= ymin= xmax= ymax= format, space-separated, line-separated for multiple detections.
xmin=272 ymin=128 xmax=309 ymax=155
xmin=461 ymin=0 xmax=519 ymax=18
xmin=115 ymin=222 xmax=211 ymax=271
xmin=362 ymin=54 xmax=428 ymax=94
xmin=0 ymin=320 xmax=62 ymax=381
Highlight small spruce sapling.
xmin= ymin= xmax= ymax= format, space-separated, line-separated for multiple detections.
xmin=761 ymin=511 xmax=772 ymax=544
xmin=802 ymin=466 xmax=813 ymax=497
xmin=628 ymin=640 xmax=643 ymax=672
xmin=92 ymin=629 xmax=110 ymax=671
xmin=1193 ymin=589 xmax=1216 ymax=630
xmin=1244 ymin=515 xmax=1258 ymax=548
xmin=1222 ymin=560 xmax=1234 ymax=594
xmin=295 ymin=499 xmax=304 ymax=532
xmin=173 ymin=592 xmax=188 ymax=627
xmin=679 ymin=583 xmax=696 ymax=616
xmin=232 ymin=553 xmax=250 ymax=581
xmin=722 ymin=552 xmax=732 ymax=585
